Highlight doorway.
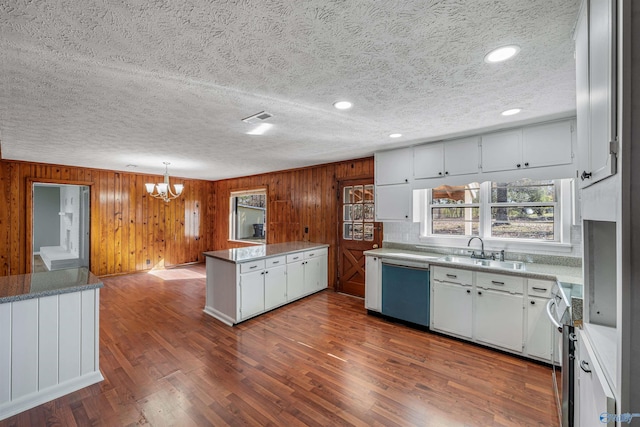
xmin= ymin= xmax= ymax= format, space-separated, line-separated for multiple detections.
xmin=337 ymin=179 xmax=383 ymax=297
xmin=32 ymin=183 xmax=90 ymax=272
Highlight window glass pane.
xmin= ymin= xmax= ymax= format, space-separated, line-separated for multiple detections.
xmin=353 ymin=223 xmax=363 ymax=240
xmin=364 ymin=185 xmax=374 ymax=202
xmin=431 ymin=207 xmax=479 ymax=236
xmin=364 ymin=204 xmax=374 ymax=221
xmin=352 ymin=204 xmax=363 ymax=221
xmin=491 ymin=179 xmax=555 ymax=203
xmin=364 ymin=223 xmax=374 ymax=241
xmin=231 ymin=191 xmax=266 ymax=243
xmin=343 ymin=205 xmax=352 ymax=221
xmin=353 ymin=185 xmax=364 ymax=203
xmin=432 ymin=183 xmax=480 ymax=205
xmin=343 ymin=186 xmax=353 ymax=204
xmin=491 ymin=206 xmax=554 ymax=240
xmin=343 ymin=223 xmax=352 ymax=240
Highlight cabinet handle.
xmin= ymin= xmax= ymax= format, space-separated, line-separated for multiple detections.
xmin=309 ymin=253 xmax=315 ymax=256
xmin=265 ymin=271 xmax=269 ymax=274
xmin=249 ymin=265 xmax=258 ymax=269
xmin=405 ymin=179 xmax=408 ymax=183
xmin=405 ymin=215 xmax=409 ymax=218
xmin=438 ymin=172 xmax=442 ymax=176
xmin=272 ymin=261 xmax=280 ymax=264
xmin=516 ymin=163 xmax=521 ymax=168
xmin=261 ymin=272 xmax=264 ymax=275
xmin=478 ymin=291 xmax=482 ymax=295
xmin=580 ymin=360 xmax=592 ymax=373
xmin=446 ymin=274 xmax=457 ymax=279
xmin=491 ymin=281 xmax=505 ymax=285
xmin=466 ymin=289 xmax=471 ymax=294
xmin=524 ymin=162 xmax=529 ymax=167
xmin=530 ymin=300 xmax=535 ymax=305
xmin=445 ymin=171 xmax=449 ymax=175
xmin=581 ymin=171 xmax=592 ymax=181
xmin=532 ymin=287 xmax=547 ymax=292
xmin=292 ymin=256 xmax=299 ymax=260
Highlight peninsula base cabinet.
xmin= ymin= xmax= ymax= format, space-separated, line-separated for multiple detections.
xmin=430 ymin=266 xmax=554 ymax=362
xmin=205 ymin=246 xmax=328 ymax=325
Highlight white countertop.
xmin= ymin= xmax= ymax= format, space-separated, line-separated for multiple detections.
xmin=204 ymin=242 xmax=329 ymax=263
xmin=363 ymin=248 xmax=583 ymax=284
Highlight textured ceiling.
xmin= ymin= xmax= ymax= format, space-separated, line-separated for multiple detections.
xmin=0 ymin=0 xmax=580 ymax=180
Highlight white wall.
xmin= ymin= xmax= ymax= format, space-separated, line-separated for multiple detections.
xmin=59 ymin=185 xmax=80 ymax=256
xmin=33 ymin=186 xmax=60 ymax=252
xmin=237 ymin=206 xmax=265 ymax=239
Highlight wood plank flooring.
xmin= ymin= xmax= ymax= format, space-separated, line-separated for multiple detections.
xmin=1 ymin=264 xmax=558 ymax=426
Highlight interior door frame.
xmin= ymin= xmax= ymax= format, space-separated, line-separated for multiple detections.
xmin=27 ymin=178 xmax=94 ymax=273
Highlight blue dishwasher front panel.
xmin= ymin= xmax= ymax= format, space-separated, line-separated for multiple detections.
xmin=381 ymin=263 xmax=430 ymax=327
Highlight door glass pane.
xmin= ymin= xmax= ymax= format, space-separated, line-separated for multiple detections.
xmin=343 ymin=186 xmax=353 ymax=204
xmin=364 ymin=223 xmax=374 ymax=241
xmin=353 ymin=223 xmax=363 ymax=240
xmin=343 ymin=205 xmax=352 ymax=221
xmin=343 ymin=223 xmax=353 ymax=240
xmin=353 ymin=185 xmax=364 ymax=203
xmin=364 ymin=185 xmax=374 ymax=202
xmin=352 ymin=204 xmax=363 ymax=221
xmin=364 ymin=204 xmax=374 ymax=221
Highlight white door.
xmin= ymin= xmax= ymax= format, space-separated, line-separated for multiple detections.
xmin=525 ymin=296 xmax=552 ymax=361
xmin=444 ymin=137 xmax=480 ymax=176
xmin=475 ymin=288 xmax=524 ymax=352
xmin=239 ymin=270 xmax=264 ymax=320
xmin=522 ymin=121 xmax=573 ymax=169
xmin=413 ymin=142 xmax=444 ymax=179
xmin=480 ymin=130 xmax=522 ymax=172
xmin=287 ymin=260 xmax=305 ymax=301
xmin=264 ymin=265 xmax=287 ymax=310
xmin=431 ymin=281 xmax=473 ymax=338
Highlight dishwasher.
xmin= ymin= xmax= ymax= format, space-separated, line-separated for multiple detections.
xmin=381 ymin=259 xmax=430 ymax=327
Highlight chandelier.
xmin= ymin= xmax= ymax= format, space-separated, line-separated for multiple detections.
xmin=145 ymin=162 xmax=184 ymax=202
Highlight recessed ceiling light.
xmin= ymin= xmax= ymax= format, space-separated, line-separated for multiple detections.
xmin=484 ymin=45 xmax=521 ymax=63
xmin=389 ymin=133 xmax=402 ymax=138
xmin=246 ymin=123 xmax=273 ymax=135
xmin=501 ymin=108 xmax=522 ymax=116
xmin=333 ymin=101 xmax=353 ymax=110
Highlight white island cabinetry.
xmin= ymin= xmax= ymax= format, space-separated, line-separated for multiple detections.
xmin=204 ymin=242 xmax=329 ymax=326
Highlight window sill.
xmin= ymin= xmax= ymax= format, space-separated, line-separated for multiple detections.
xmin=417 ymin=235 xmax=575 ymax=255
xmin=227 ymin=239 xmax=266 ymax=246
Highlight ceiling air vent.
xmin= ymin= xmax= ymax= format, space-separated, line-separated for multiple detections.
xmin=242 ymin=111 xmax=273 ymax=124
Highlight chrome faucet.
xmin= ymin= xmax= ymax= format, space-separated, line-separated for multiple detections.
xmin=467 ymin=237 xmax=486 ymax=259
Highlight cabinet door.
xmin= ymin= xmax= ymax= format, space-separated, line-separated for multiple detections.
xmin=287 ymin=260 xmax=305 ymax=301
xmin=264 ymin=265 xmax=287 ymax=310
xmin=444 ymin=137 xmax=480 ymax=176
xmin=304 ymin=258 xmax=320 ymax=294
xmin=413 ymin=142 xmax=444 ymax=179
xmin=575 ymin=2 xmax=590 ymax=188
xmin=375 ymin=147 xmax=413 ymax=185
xmin=365 ymin=256 xmax=381 ymax=311
xmin=431 ymin=280 xmax=472 ymax=338
xmin=586 ymin=0 xmax=617 ymax=186
xmin=375 ymin=184 xmax=412 ymax=221
xmin=578 ymin=330 xmax=616 ymax=427
xmin=475 ymin=288 xmax=524 ymax=352
xmin=522 ymin=121 xmax=573 ymax=169
xmin=239 ymin=270 xmax=265 ymax=320
xmin=316 ymin=255 xmax=328 ymax=291
xmin=526 ymin=296 xmax=552 ymax=361
xmin=480 ymin=130 xmax=522 ymax=172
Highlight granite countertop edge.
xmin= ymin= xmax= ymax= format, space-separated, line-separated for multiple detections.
xmin=363 ymin=248 xmax=582 ymax=284
xmin=0 ymin=282 xmax=104 ymax=304
xmin=204 ymin=242 xmax=330 ymax=264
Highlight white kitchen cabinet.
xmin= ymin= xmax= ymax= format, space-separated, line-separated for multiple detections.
xmin=286 ymin=259 xmax=305 ymax=301
xmin=287 ymin=248 xmax=328 ymax=300
xmin=304 ymin=251 xmax=327 ymax=293
xmin=577 ymin=329 xmax=616 ymax=427
xmin=365 ymin=255 xmax=381 ymax=311
xmin=414 ymin=137 xmax=479 ymax=180
xmin=431 ymin=280 xmax=473 ymax=338
xmin=264 ymin=264 xmax=287 ymax=310
xmin=239 ymin=270 xmax=265 ymax=320
xmin=576 ymin=0 xmax=617 ymax=188
xmin=525 ymin=296 xmax=552 ymax=361
xmin=481 ymin=121 xmax=573 ymax=173
xmin=375 ymin=184 xmax=412 ymax=221
xmin=375 ymin=147 xmax=413 ymax=185
xmin=475 ymin=288 xmax=524 ymax=352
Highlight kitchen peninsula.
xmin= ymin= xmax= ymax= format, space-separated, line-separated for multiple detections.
xmin=0 ymin=268 xmax=104 ymax=421
xmin=203 ymin=242 xmax=329 ymax=325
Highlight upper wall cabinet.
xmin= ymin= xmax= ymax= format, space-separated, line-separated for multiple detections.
xmin=481 ymin=121 xmax=573 ymax=173
xmin=576 ymin=0 xmax=617 ymax=188
xmin=375 ymin=147 xmax=413 ymax=185
xmin=414 ymin=137 xmax=480 ymax=179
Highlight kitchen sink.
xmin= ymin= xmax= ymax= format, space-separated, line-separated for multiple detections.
xmin=439 ymin=255 xmax=526 ymax=271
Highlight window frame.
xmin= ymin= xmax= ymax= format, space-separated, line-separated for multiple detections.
xmin=229 ymin=187 xmax=267 ymax=245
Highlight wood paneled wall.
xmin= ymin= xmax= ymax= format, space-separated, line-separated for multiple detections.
xmin=212 ymin=157 xmax=374 ymax=287
xmin=0 ymin=159 xmax=215 ymax=277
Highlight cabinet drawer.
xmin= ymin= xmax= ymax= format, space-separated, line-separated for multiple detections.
xmin=240 ymin=260 xmax=265 ymax=273
xmin=265 ymin=256 xmax=286 ymax=268
xmin=527 ymin=279 xmax=553 ymax=298
xmin=432 ymin=266 xmax=473 ymax=284
xmin=305 ymin=248 xmax=328 ymax=259
xmin=286 ymin=252 xmax=304 ymax=263
xmin=476 ymin=272 xmax=524 ymax=294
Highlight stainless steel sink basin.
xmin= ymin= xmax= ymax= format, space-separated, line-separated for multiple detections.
xmin=439 ymin=255 xmax=525 ymax=271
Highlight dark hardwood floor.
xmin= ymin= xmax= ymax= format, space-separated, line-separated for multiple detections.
xmin=1 ymin=264 xmax=558 ymax=426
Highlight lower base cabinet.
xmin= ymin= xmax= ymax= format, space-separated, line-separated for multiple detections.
xmin=264 ymin=265 xmax=287 ymax=310
xmin=365 ymin=256 xmax=381 ymax=311
xmin=431 ymin=281 xmax=473 ymax=338
xmin=475 ymin=288 xmax=523 ymax=352
xmin=526 ymin=296 xmax=552 ymax=360
xmin=239 ymin=270 xmax=265 ymax=320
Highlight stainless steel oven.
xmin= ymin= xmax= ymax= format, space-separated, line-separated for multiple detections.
xmin=547 ymin=282 xmax=577 ymax=427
